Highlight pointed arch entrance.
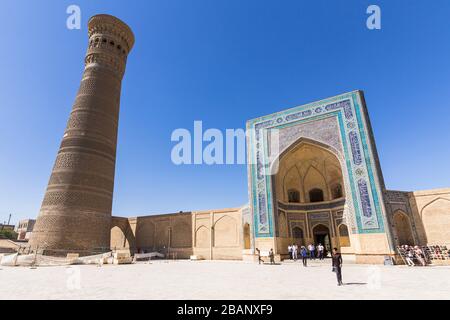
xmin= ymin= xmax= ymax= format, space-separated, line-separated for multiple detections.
xmin=393 ymin=210 xmax=415 ymax=245
xmin=313 ymin=224 xmax=331 ymax=255
xmin=272 ymin=138 xmax=347 ymax=256
xmin=273 ymin=139 xmax=345 ymax=204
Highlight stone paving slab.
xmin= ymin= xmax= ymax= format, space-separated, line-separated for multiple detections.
xmin=1 ymin=260 xmax=449 ymax=300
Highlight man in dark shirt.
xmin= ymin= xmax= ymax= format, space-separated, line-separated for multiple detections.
xmin=256 ymin=248 xmax=264 ymax=265
xmin=332 ymin=247 xmax=343 ymax=286
xmin=269 ymin=248 xmax=275 ymax=265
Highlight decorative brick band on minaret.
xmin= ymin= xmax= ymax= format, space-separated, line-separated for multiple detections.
xmin=29 ymin=15 xmax=134 ymax=255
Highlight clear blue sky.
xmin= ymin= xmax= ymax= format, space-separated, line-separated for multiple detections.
xmin=1 ymin=0 xmax=449 ymax=225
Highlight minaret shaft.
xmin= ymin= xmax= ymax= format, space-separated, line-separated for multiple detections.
xmin=29 ymin=15 xmax=134 ymax=255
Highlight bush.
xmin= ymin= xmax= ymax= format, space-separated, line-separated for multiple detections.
xmin=0 ymin=229 xmax=18 ymax=240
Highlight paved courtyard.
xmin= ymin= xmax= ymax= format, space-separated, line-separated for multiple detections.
xmin=1 ymin=259 xmax=450 ymax=299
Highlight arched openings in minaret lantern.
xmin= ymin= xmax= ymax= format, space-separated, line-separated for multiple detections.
xmin=89 ymin=36 xmax=127 ymax=56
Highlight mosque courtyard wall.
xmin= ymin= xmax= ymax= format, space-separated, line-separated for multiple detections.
xmin=109 ymin=187 xmax=450 ymax=264
xmin=111 ymin=207 xmax=246 ymax=260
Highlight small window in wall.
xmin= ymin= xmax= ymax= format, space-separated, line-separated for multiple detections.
xmin=332 ymin=184 xmax=343 ymax=199
xmin=309 ymin=188 xmax=324 ymax=203
xmin=288 ymin=189 xmax=300 ymax=203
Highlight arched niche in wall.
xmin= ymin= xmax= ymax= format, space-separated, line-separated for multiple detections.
xmin=393 ymin=210 xmax=415 ymax=246
xmin=421 ymin=198 xmax=450 ymax=245
xmin=195 ymin=225 xmax=210 ymax=248
xmin=243 ymin=223 xmax=251 ymax=249
xmin=338 ymin=224 xmax=350 ymax=247
xmin=213 ymin=215 xmax=238 ymax=247
xmin=135 ymin=221 xmax=155 ymax=251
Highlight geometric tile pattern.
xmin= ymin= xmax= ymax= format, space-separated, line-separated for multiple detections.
xmin=246 ymin=91 xmax=387 ymax=238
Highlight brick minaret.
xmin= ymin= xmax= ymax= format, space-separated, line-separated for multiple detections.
xmin=29 ymin=15 xmax=134 ymax=255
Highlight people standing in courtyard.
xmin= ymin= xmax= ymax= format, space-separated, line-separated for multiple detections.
xmin=405 ymin=247 xmax=415 ymax=266
xmin=300 ymin=246 xmax=308 ymax=267
xmin=332 ymin=247 xmax=343 ymax=286
xmin=269 ymin=248 xmax=275 ymax=265
xmin=414 ymin=246 xmax=426 ymax=266
xmin=308 ymin=243 xmax=316 ymax=260
xmin=288 ymin=244 xmax=293 ymax=260
xmin=317 ymin=243 xmax=324 ymax=260
xmin=256 ymin=248 xmax=264 ymax=265
xmin=292 ymin=244 xmax=298 ymax=261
